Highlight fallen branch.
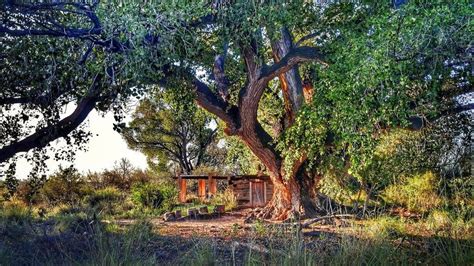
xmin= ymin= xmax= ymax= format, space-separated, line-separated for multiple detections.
xmin=301 ymin=214 xmax=356 ymax=228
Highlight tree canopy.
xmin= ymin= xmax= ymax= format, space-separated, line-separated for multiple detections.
xmin=0 ymin=1 xmax=472 ymax=219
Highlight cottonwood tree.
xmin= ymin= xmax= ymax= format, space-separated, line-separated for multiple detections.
xmin=122 ymin=88 xmax=218 ymax=174
xmin=0 ymin=2 xmax=127 ymax=174
xmin=163 ymin=1 xmax=472 ymax=219
xmin=1 ymin=1 xmax=471 ymax=220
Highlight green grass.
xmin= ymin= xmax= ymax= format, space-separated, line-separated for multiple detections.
xmin=1 ymin=199 xmax=473 ymax=265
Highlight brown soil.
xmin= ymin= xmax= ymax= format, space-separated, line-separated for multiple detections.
xmin=115 ymin=208 xmax=344 ymax=239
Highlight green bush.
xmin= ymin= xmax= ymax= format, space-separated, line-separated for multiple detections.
xmin=85 ymin=187 xmax=122 ymax=207
xmin=131 ymin=183 xmax=177 ymax=212
xmin=131 ymin=183 xmax=164 ymax=209
xmin=382 ymin=172 xmax=445 ymax=213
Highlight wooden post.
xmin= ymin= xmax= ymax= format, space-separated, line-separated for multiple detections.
xmin=208 ymin=175 xmax=217 ymax=196
xmin=178 ymin=176 xmax=187 ymax=203
xmin=198 ymin=179 xmax=206 ymax=199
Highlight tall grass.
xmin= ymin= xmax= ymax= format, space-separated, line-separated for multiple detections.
xmin=176 ymin=216 xmax=473 ymax=266
xmin=1 ymin=200 xmax=472 ymax=265
xmin=210 ymin=188 xmax=238 ymax=211
xmin=0 ymin=201 xmax=160 ymax=265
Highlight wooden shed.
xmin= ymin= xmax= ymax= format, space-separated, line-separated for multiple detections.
xmin=176 ymin=174 xmax=273 ymax=208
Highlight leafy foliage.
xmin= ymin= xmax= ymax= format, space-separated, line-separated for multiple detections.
xmin=280 ymin=2 xmax=472 ymax=180
xmin=131 ymin=182 xmax=177 ymax=212
xmin=123 ymin=88 xmax=218 ymax=174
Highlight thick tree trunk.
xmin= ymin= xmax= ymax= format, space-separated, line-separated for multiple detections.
xmin=259 ymin=167 xmax=321 ymax=220
xmin=192 ymin=27 xmax=328 ymax=220
xmin=240 ymin=129 xmax=320 ymax=220
xmin=246 ymin=27 xmax=320 ymax=220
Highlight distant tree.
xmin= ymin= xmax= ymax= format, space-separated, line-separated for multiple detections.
xmin=4 ymin=174 xmax=19 ymax=200
xmin=40 ymin=166 xmax=87 ymax=205
xmin=122 ymin=89 xmax=218 ymax=174
xmin=101 ymin=158 xmax=137 ymax=190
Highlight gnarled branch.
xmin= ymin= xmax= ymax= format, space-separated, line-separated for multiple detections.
xmin=261 ymin=46 xmax=327 ymax=82
xmin=192 ymin=77 xmax=239 ymax=134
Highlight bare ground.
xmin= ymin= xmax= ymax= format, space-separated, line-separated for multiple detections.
xmin=112 ymin=209 xmax=350 ymax=264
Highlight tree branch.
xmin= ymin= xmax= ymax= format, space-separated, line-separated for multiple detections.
xmin=295 ymin=31 xmax=321 ymax=47
xmin=192 ymin=77 xmax=239 ymax=134
xmin=0 ymin=75 xmax=103 ymax=163
xmin=409 ymin=103 xmax=474 ymax=130
xmin=213 ymin=42 xmax=230 ymax=101
xmin=261 ymin=46 xmax=326 ymax=82
xmin=1 ymin=2 xmax=102 ymax=38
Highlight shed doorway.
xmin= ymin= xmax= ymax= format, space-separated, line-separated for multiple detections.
xmin=250 ymin=181 xmax=266 ymax=207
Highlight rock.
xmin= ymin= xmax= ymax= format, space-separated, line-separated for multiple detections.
xmin=188 ymin=208 xmax=198 ymax=219
xmin=199 ymin=206 xmax=208 ymax=214
xmin=175 ymin=210 xmax=182 ymax=219
xmin=163 ymin=212 xmax=176 ymax=222
xmin=213 ymin=205 xmax=225 ymax=214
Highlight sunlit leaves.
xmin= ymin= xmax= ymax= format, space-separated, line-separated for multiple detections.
xmin=278 ymin=2 xmax=472 ymax=178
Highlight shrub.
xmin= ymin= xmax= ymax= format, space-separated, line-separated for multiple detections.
xmin=85 ymin=187 xmax=122 ymax=206
xmin=40 ymin=167 xmax=90 ymax=205
xmin=131 ymin=183 xmax=164 ymax=209
xmin=0 ymin=199 xmax=31 ymax=223
xmin=382 ymin=172 xmax=444 ymax=213
xmin=158 ymin=183 xmax=178 ymax=211
xmin=131 ymin=183 xmax=177 ymax=212
xmin=210 ymin=188 xmax=237 ymax=211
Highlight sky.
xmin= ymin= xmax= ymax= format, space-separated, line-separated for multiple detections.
xmin=12 ymin=108 xmax=148 ymax=179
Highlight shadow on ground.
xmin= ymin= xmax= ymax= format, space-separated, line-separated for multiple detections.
xmin=1 ymin=210 xmax=473 ymax=265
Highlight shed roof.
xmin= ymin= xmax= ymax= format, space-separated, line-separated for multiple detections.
xmin=177 ymin=174 xmax=270 ymax=181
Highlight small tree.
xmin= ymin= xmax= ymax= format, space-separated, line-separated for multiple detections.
xmin=41 ymin=166 xmax=87 ymax=205
xmin=123 ymin=89 xmax=218 ymax=174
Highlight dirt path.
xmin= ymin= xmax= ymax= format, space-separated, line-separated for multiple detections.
xmin=156 ymin=211 xmax=250 ymax=238
xmin=115 ymin=210 xmax=251 ymax=238
xmin=111 ymin=210 xmax=361 ymax=264
xmin=115 ymin=208 xmax=345 ymax=239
